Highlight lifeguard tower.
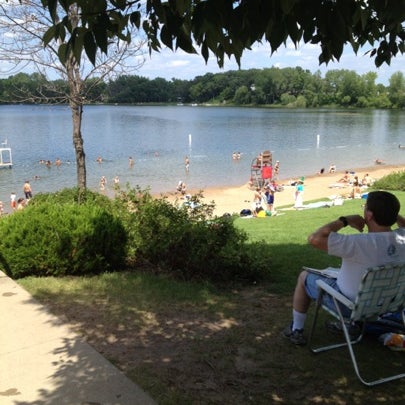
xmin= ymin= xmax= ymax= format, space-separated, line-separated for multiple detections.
xmin=0 ymin=140 xmax=12 ymax=168
xmin=250 ymin=150 xmax=272 ymax=188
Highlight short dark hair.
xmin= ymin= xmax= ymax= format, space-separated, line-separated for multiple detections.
xmin=366 ymin=191 xmax=400 ymax=226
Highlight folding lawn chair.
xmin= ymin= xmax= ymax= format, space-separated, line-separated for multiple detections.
xmin=307 ymin=262 xmax=405 ymax=386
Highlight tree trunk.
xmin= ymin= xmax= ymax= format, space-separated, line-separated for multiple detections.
xmin=70 ymin=98 xmax=86 ymax=190
xmin=65 ymin=43 xmax=86 ymax=190
xmin=66 ymin=5 xmax=86 ymax=192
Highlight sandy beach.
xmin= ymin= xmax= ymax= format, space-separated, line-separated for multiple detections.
xmin=165 ymin=164 xmax=405 ymax=217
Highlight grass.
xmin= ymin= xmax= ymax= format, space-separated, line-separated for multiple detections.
xmin=234 ymin=196 xmax=369 ymax=293
xmin=17 ymin=191 xmax=405 ymax=404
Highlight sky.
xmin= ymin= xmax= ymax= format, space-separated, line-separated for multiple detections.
xmin=138 ymin=40 xmax=405 ymax=85
xmin=0 ymin=20 xmax=404 ymax=85
xmin=0 ymin=0 xmax=404 ymax=85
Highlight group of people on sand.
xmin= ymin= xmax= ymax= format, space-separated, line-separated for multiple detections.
xmin=337 ymin=170 xmax=374 ymax=186
xmin=346 ymin=173 xmax=374 ymax=199
xmin=252 ymin=181 xmax=278 ymax=217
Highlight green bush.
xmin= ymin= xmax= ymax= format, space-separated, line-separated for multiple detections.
xmin=114 ymin=187 xmax=268 ymax=283
xmin=0 ymin=197 xmax=126 ymax=278
xmin=31 ymin=187 xmax=113 ymax=207
xmin=372 ymin=170 xmax=405 ymax=191
xmin=0 ymin=186 xmax=270 ymax=283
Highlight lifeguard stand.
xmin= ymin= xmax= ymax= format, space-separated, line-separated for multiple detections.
xmin=250 ymin=150 xmax=272 ymax=188
xmin=0 ymin=140 xmax=12 ymax=168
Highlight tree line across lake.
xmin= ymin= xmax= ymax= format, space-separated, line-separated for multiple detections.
xmin=1 ymin=66 xmax=405 ymax=109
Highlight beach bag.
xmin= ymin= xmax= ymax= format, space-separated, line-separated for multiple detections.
xmin=240 ymin=208 xmax=252 ymax=217
xmin=365 ymin=311 xmax=405 ymax=336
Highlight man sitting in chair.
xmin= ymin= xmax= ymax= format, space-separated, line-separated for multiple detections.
xmin=284 ymin=191 xmax=405 ymax=345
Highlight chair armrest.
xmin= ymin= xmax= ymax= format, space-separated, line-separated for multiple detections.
xmin=316 ymin=279 xmax=354 ymax=310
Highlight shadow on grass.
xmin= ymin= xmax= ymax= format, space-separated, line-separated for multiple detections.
xmin=20 ymin=269 xmax=405 ymax=405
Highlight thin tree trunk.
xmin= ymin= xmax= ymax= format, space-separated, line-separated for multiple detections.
xmin=66 ymin=5 xmax=86 ymax=191
xmin=66 ymin=55 xmax=86 ymax=191
xmin=70 ymin=97 xmax=86 ymax=190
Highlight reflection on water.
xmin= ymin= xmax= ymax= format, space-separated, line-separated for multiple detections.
xmin=0 ymin=105 xmax=404 ymax=205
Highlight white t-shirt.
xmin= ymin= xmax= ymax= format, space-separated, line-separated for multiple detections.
xmin=328 ymin=228 xmax=405 ymax=301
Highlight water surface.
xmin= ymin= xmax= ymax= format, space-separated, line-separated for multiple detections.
xmin=0 ymin=105 xmax=404 ymax=205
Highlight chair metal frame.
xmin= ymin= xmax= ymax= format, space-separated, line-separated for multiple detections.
xmin=307 ymin=262 xmax=405 ymax=386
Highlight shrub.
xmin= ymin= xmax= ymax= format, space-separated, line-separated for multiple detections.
xmin=372 ymin=171 xmax=405 ymax=192
xmin=114 ymin=187 xmax=268 ymax=283
xmin=0 ymin=186 xmax=270 ymax=284
xmin=0 ymin=197 xmax=126 ymax=278
xmin=31 ymin=187 xmax=113 ymax=208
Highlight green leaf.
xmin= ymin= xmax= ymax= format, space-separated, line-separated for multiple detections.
xmin=267 ymin=22 xmax=287 ymax=53
xmin=176 ymin=29 xmax=195 ymax=53
xmin=170 ymin=0 xmax=189 ymax=15
xmin=93 ymin=23 xmax=108 ymax=54
xmin=286 ymin=16 xmax=301 ymax=43
xmin=57 ymin=43 xmax=69 ymax=65
xmin=130 ymin=11 xmax=141 ymax=29
xmin=45 ymin=0 xmax=58 ymax=21
xmin=201 ymin=41 xmax=209 ymax=63
xmin=160 ymin=25 xmax=173 ymax=49
xmin=280 ymin=0 xmax=296 ymax=14
xmin=84 ymin=31 xmax=97 ymax=65
xmin=351 ymin=40 xmax=359 ymax=54
xmin=331 ymin=41 xmax=344 ymax=61
xmin=111 ymin=0 xmax=127 ymax=11
xmin=43 ymin=26 xmax=56 ymax=47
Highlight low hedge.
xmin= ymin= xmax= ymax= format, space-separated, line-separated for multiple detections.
xmin=0 ymin=196 xmax=126 ymax=278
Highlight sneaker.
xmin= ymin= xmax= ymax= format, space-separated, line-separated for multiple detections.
xmin=283 ymin=323 xmax=306 ymax=345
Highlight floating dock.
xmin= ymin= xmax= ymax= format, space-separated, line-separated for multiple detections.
xmin=0 ymin=141 xmax=12 ymax=168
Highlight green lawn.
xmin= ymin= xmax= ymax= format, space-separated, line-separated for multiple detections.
xmin=234 ymin=195 xmax=373 ymax=293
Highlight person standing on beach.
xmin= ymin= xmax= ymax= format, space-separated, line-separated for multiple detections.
xmin=264 ymin=185 xmax=275 ymax=213
xmin=185 ymin=156 xmax=190 ymax=172
xmin=23 ymin=180 xmax=32 ymax=199
xmin=252 ymin=186 xmax=264 ymax=215
xmin=294 ymin=180 xmax=304 ymax=209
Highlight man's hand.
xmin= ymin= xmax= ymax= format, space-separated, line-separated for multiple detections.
xmin=345 ymin=215 xmax=366 ymax=232
xmin=308 ymin=214 xmax=365 ymax=251
xmin=397 ymin=214 xmax=405 ymax=228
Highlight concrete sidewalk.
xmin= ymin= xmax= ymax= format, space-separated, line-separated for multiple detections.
xmin=0 ymin=271 xmax=156 ymax=405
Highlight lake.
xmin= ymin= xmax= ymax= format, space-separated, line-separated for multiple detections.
xmin=0 ymin=104 xmax=404 ymax=205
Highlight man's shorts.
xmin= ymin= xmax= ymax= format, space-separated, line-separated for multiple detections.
xmin=305 ymin=272 xmax=351 ymax=317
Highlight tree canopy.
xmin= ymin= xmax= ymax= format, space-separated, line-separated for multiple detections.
xmin=43 ymin=0 xmax=405 ymax=69
xmin=2 ymin=67 xmax=404 ymax=108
